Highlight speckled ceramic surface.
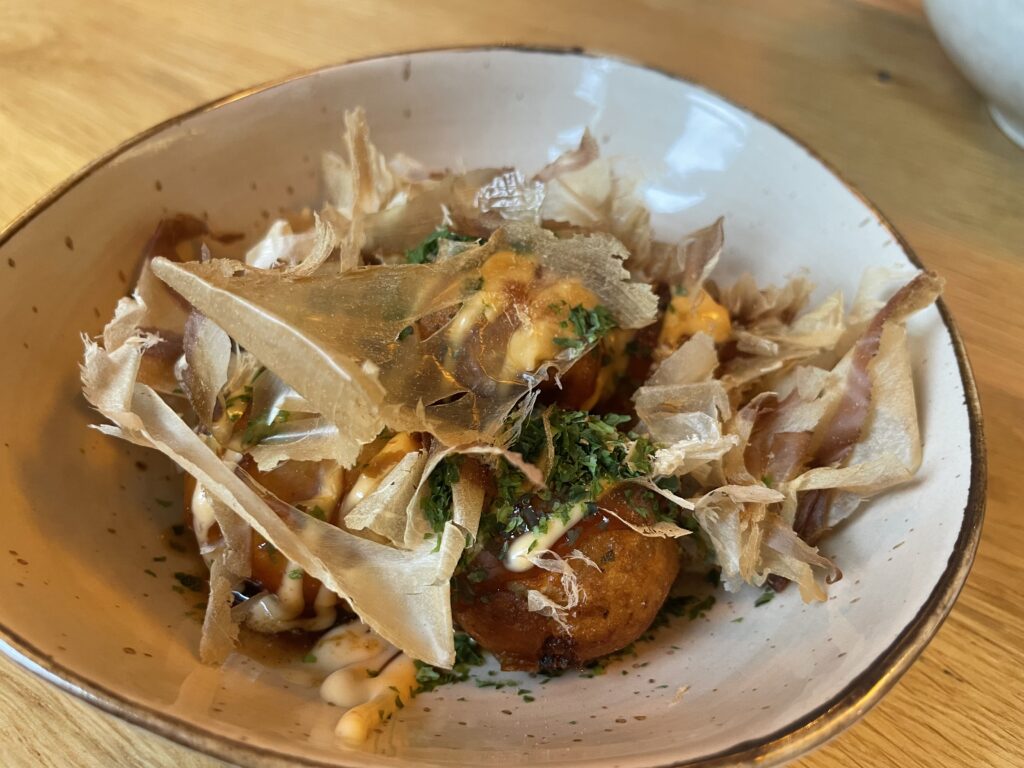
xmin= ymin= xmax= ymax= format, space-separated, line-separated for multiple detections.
xmin=0 ymin=48 xmax=984 ymax=767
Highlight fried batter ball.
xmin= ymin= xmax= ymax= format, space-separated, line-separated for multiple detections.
xmin=452 ymin=486 xmax=681 ymax=671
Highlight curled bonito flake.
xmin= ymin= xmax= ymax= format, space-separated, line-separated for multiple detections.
xmin=344 ymin=450 xmax=428 ymax=547
xmin=634 ymin=333 xmax=737 ymax=476
xmin=787 ymin=273 xmax=941 ymax=543
xmin=151 ymin=222 xmax=656 ymax=460
xmin=647 ymin=217 xmax=724 ymax=290
xmin=200 ymin=554 xmax=242 ymax=664
xmin=181 ymin=311 xmax=231 ymax=430
xmin=537 ymin=140 xmax=654 ymax=274
xmin=524 ymin=549 xmax=601 ymax=632
xmin=686 ymin=272 xmax=939 ymax=598
xmin=599 ymin=505 xmax=691 ymax=539
xmin=719 ymin=288 xmax=847 ymax=394
xmin=533 ymin=130 xmax=600 ymax=183
xmin=82 ymin=334 xmax=468 ymax=667
xmin=692 ymin=485 xmax=837 ymax=602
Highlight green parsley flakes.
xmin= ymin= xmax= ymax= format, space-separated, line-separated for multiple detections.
xmin=413 ymin=632 xmax=485 ymax=693
xmin=552 ymin=304 xmax=617 ymax=352
xmin=421 ymin=456 xmax=461 ymax=536
xmin=405 ymin=228 xmax=480 ymax=264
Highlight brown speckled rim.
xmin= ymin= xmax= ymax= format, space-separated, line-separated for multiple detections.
xmin=0 ymin=45 xmax=986 ymax=768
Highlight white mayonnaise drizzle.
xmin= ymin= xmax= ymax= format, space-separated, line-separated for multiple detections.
xmin=240 ymin=457 xmax=345 ymax=633
xmin=189 ymin=483 xmax=219 ymax=551
xmin=503 ymin=501 xmax=588 ymax=572
xmin=190 ymin=451 xmax=242 ymax=553
xmin=339 ymin=471 xmax=383 ymax=517
xmin=339 ymin=432 xmax=418 ymax=516
xmin=311 ymin=622 xmax=418 ymax=745
xmin=245 ymin=582 xmax=338 ymax=633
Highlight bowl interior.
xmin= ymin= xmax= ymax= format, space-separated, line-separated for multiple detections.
xmin=0 ymin=49 xmax=977 ymax=767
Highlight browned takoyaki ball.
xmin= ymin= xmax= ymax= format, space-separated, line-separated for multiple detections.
xmin=452 ymin=486 xmax=681 ymax=671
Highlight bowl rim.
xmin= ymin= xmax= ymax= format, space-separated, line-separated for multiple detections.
xmin=0 ymin=44 xmax=987 ymax=768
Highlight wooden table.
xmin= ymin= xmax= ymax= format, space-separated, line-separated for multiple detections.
xmin=2 ymin=1 xmax=1021 ymax=765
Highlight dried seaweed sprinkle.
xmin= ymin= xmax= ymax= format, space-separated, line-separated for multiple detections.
xmin=405 ymin=228 xmax=481 ymax=264
xmin=553 ymin=305 xmax=617 ymax=352
xmin=421 ymin=456 xmax=461 ymax=534
xmin=413 ymin=632 xmax=484 ymax=693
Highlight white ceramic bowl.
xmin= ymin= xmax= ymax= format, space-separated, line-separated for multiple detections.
xmin=925 ymin=0 xmax=1024 ymax=148
xmin=0 ymin=48 xmax=984 ymax=767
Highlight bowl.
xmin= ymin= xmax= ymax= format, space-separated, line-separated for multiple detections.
xmin=0 ymin=47 xmax=984 ymax=767
xmin=925 ymin=0 xmax=1024 ymax=148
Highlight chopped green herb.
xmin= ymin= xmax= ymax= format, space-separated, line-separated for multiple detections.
xmin=154 ymin=498 xmax=173 ymax=508
xmin=478 ymin=406 xmax=659 ymax=544
xmin=687 ymin=595 xmax=716 ymax=620
xmin=152 ymin=555 xmax=166 ymax=563
xmin=755 ymin=590 xmax=775 ymax=607
xmin=242 ymin=408 xmax=290 ymax=447
xmin=413 ymin=632 xmax=484 ymax=694
xmin=397 ymin=325 xmax=414 ymax=341
xmin=224 ymin=388 xmax=253 ymax=407
xmin=302 ymin=653 xmax=317 ymax=664
xmin=144 ymin=568 xmax=157 ymax=578
xmin=405 ymin=228 xmax=480 ymax=264
xmin=306 ymin=505 xmax=327 ymax=521
xmin=656 ymin=475 xmax=682 ymax=493
xmin=647 ymin=595 xmax=697 ymax=631
xmin=287 ymin=569 xmax=303 ymax=580
xmin=552 ymin=305 xmax=617 ymax=352
xmin=475 ymin=678 xmax=520 ymax=690
xmin=421 ymin=456 xmax=461 ymax=535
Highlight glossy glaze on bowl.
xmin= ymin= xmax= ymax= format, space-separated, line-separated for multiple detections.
xmin=0 ymin=48 xmax=983 ymax=768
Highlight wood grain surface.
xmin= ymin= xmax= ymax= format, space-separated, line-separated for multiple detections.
xmin=1 ymin=0 xmax=1021 ymax=766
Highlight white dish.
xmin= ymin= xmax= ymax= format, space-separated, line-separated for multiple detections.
xmin=925 ymin=0 xmax=1024 ymax=148
xmin=0 ymin=47 xmax=984 ymax=767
